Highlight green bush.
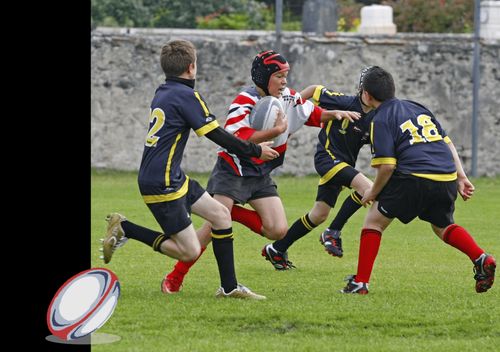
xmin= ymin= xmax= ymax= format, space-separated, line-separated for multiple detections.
xmin=281 ymin=20 xmax=302 ymax=31
xmin=92 ymin=0 xmax=275 ymax=29
xmin=197 ymin=13 xmax=252 ymax=30
xmin=91 ymin=0 xmax=474 ymax=33
xmin=91 ymin=0 xmax=150 ymax=27
xmin=196 ymin=0 xmax=272 ymax=30
xmin=382 ymin=0 xmax=474 ymax=33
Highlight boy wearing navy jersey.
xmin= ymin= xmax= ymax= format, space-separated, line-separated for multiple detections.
xmin=100 ymin=39 xmax=279 ymax=299
xmin=341 ymin=66 xmax=495 ymax=294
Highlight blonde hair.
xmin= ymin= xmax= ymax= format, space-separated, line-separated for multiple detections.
xmin=160 ymin=40 xmax=196 ymax=77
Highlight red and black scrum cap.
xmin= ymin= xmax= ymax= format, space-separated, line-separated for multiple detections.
xmin=251 ymin=50 xmax=290 ymax=95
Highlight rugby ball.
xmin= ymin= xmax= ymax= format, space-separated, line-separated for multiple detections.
xmin=47 ymin=268 xmax=120 ymax=340
xmin=248 ymin=96 xmax=288 ymax=146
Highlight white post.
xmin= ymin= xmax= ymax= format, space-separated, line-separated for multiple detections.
xmin=481 ymin=0 xmax=500 ymax=40
xmin=358 ymin=5 xmax=397 ymax=35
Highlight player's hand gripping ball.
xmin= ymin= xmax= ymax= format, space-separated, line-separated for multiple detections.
xmin=248 ymin=96 xmax=288 ymax=146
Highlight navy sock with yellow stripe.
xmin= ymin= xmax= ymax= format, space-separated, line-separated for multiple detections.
xmin=121 ymin=220 xmax=169 ymax=252
xmin=211 ymin=228 xmax=238 ymax=293
xmin=273 ymin=214 xmax=317 ymax=253
xmin=328 ymin=191 xmax=362 ymax=231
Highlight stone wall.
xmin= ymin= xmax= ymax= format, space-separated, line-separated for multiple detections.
xmin=91 ymin=28 xmax=500 ymax=177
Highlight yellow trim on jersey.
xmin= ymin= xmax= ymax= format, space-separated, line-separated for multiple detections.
xmin=342 ymin=119 xmax=349 ymax=129
xmin=341 ymin=118 xmax=350 ymax=132
xmin=370 ymin=121 xmax=374 ymax=145
xmin=411 ymin=172 xmax=457 ymax=182
xmin=312 ymin=85 xmax=325 ymax=106
xmin=194 ymin=91 xmax=210 ymax=116
xmin=371 ymin=157 xmax=397 ymax=166
xmin=142 ymin=177 xmax=190 ymax=204
xmin=323 ymin=121 xmax=338 ymax=160
xmin=301 ymin=215 xmax=314 ymax=231
xmin=195 ymin=120 xmax=219 ymax=136
xmin=324 ymin=121 xmax=333 ymax=150
xmin=319 ymin=162 xmax=350 ymax=185
xmin=211 ymin=232 xmax=233 ymax=239
xmin=165 ymin=133 xmax=182 ymax=186
xmin=443 ymin=136 xmax=451 ymax=144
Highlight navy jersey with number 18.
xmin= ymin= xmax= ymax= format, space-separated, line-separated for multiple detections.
xmin=370 ymin=98 xmax=457 ymax=181
xmin=138 ymin=78 xmax=219 ymax=202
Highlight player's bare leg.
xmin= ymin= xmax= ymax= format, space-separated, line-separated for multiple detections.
xmin=350 ymin=173 xmax=373 ymax=197
xmin=308 ymin=201 xmax=331 ymax=225
xmin=101 ymin=213 xmax=200 ymax=264
xmin=158 ymin=225 xmax=201 ymax=262
xmin=252 ymin=196 xmax=307 ymax=270
xmin=163 ymin=193 xmax=231 ymax=294
xmin=162 ymin=222 xmax=211 ymax=293
xmin=249 ymin=196 xmax=288 ymax=240
xmin=164 ymin=192 xmax=265 ymax=299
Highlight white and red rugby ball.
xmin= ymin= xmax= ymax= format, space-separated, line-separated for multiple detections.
xmin=47 ymin=268 xmax=120 ymax=340
xmin=248 ymin=96 xmax=288 ymax=146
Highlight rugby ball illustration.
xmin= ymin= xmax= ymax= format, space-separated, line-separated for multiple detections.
xmin=47 ymin=268 xmax=120 ymax=340
xmin=248 ymin=96 xmax=288 ymax=146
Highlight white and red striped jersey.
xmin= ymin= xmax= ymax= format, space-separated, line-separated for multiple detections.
xmin=215 ymin=86 xmax=323 ymax=176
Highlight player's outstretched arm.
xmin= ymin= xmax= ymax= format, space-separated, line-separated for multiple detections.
xmin=205 ymin=127 xmax=279 ymax=161
xmin=447 ymin=140 xmax=474 ymax=201
xmin=299 ymin=85 xmax=320 ymax=100
xmin=321 ymin=110 xmax=361 ymax=123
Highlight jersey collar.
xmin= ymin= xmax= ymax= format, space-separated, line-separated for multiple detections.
xmin=166 ymin=76 xmax=195 ymax=89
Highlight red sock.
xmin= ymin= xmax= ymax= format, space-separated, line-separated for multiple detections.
xmin=168 ymin=246 xmax=206 ymax=278
xmin=442 ymin=224 xmax=484 ymax=261
xmin=355 ymin=229 xmax=382 ymax=283
xmin=230 ymin=205 xmax=263 ymax=235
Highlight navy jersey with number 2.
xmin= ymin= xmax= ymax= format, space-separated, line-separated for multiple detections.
xmin=138 ymin=79 xmax=219 ymax=202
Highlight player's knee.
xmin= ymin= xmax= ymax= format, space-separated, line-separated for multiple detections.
xmin=311 ymin=212 xmax=328 ymax=224
xmin=183 ymin=252 xmax=199 ymax=263
xmin=179 ymin=246 xmax=200 ymax=262
xmin=210 ymin=204 xmax=232 ymax=229
xmin=309 ymin=203 xmax=330 ymax=225
xmin=309 ymin=208 xmax=328 ymax=225
xmin=263 ymin=223 xmax=288 ymax=240
xmin=363 ymin=220 xmax=386 ymax=233
xmin=218 ymin=205 xmax=231 ymax=219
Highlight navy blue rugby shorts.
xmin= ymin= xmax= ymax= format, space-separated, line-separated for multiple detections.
xmin=376 ymin=172 xmax=457 ymax=228
xmin=146 ymin=178 xmax=206 ymax=236
xmin=315 ymin=161 xmax=359 ymax=208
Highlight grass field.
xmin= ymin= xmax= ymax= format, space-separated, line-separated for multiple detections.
xmin=91 ymin=170 xmax=499 ymax=351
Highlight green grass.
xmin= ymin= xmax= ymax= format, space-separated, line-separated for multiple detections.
xmin=91 ymin=170 xmax=500 ymax=351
